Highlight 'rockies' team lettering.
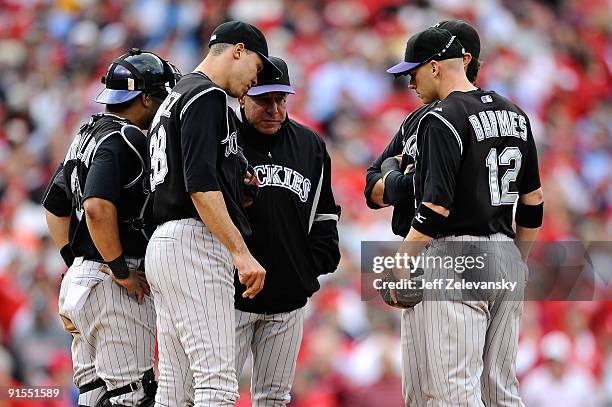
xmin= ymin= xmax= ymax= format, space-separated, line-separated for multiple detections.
xmin=253 ymin=164 xmax=311 ymax=202
xmin=468 ymin=109 xmax=528 ymax=142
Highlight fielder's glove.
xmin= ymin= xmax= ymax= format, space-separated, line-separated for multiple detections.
xmin=243 ymin=164 xmax=260 ymax=206
xmin=381 ymin=156 xmax=401 ymax=175
xmin=378 ymin=267 xmax=424 ymax=309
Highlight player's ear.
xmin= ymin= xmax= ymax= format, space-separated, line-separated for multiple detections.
xmin=233 ymin=43 xmax=246 ymax=60
xmin=463 ymin=53 xmax=473 ymax=70
xmin=430 ymin=61 xmax=439 ymax=77
xmin=142 ymin=93 xmax=154 ymax=108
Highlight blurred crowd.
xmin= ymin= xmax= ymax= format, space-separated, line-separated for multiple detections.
xmin=0 ymin=0 xmax=610 ymax=405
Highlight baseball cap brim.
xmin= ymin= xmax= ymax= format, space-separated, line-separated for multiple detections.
xmin=386 ymin=61 xmax=422 ymax=75
xmin=95 ymin=89 xmax=142 ymax=104
xmin=247 ymin=84 xmax=295 ymax=96
xmin=257 ymin=52 xmax=283 ymax=81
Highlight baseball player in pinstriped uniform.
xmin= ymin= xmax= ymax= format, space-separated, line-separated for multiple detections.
xmin=381 ymin=27 xmax=544 ymax=406
xmin=365 ymin=20 xmax=482 ymax=406
xmin=144 ymin=21 xmax=282 ymax=406
xmin=42 ymin=49 xmax=180 ymax=406
xmin=235 ymin=56 xmax=341 ymax=405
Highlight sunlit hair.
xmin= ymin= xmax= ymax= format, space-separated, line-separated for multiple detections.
xmin=209 ymin=43 xmax=253 ymax=56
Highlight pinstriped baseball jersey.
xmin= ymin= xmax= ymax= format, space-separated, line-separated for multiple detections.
xmin=406 ymin=88 xmax=539 ymax=406
xmin=145 ymin=72 xmax=250 ymax=406
xmin=58 ymin=257 xmax=155 ymax=406
xmin=235 ymin=308 xmax=305 ymax=406
xmin=417 ymin=235 xmax=526 ymax=407
xmin=145 ymin=218 xmax=238 ymax=406
xmin=42 ymin=112 xmax=156 ymax=407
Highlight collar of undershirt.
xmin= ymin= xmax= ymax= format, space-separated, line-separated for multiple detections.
xmin=94 ymin=112 xmax=133 ymax=127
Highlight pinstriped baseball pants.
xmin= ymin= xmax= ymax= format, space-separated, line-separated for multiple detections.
xmin=401 ymin=234 xmax=526 ymax=407
xmin=58 ymin=257 xmax=156 ymax=406
xmin=145 ymin=218 xmax=238 ymax=407
xmin=235 ymin=308 xmax=305 ymax=406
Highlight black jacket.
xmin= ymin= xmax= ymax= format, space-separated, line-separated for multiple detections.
xmin=236 ymin=111 xmax=341 ymax=314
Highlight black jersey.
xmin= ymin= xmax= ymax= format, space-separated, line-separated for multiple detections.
xmin=235 ymin=112 xmax=341 ymax=314
xmin=413 ymin=90 xmax=541 ymax=238
xmin=42 ymin=113 xmax=151 ymax=260
xmin=364 ymin=102 xmax=436 ymax=237
xmin=147 ymin=72 xmax=250 ymax=236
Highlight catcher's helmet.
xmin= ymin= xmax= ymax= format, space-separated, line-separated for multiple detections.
xmin=95 ymin=48 xmax=181 ymax=105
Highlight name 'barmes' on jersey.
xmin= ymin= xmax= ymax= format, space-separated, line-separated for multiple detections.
xmin=467 ymin=109 xmax=528 ymax=141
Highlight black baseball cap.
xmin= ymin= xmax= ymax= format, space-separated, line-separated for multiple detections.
xmin=435 ymin=20 xmax=480 ymax=59
xmin=387 ymin=27 xmax=465 ymax=75
xmin=247 ymin=56 xmax=295 ymax=96
xmin=209 ymin=21 xmax=282 ymax=80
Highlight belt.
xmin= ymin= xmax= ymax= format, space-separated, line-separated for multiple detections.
xmin=435 ymin=233 xmax=513 ymax=242
xmin=426 ymin=233 xmax=513 ymax=250
xmin=75 ymin=256 xmax=145 ymax=271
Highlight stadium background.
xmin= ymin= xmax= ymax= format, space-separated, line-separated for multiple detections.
xmin=0 ymin=0 xmax=610 ymax=405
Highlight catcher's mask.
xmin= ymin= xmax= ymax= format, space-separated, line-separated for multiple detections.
xmin=95 ymin=48 xmax=181 ymax=105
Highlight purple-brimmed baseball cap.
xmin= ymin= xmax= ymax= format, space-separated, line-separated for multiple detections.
xmin=247 ymin=56 xmax=295 ymax=96
xmin=387 ymin=27 xmax=465 ymax=76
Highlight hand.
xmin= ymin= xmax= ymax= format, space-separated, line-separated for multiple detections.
xmin=233 ymin=251 xmax=266 ymax=298
xmin=104 ymin=266 xmax=151 ymax=304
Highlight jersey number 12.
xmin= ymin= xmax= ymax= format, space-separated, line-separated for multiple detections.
xmin=486 ymin=147 xmax=522 ymax=206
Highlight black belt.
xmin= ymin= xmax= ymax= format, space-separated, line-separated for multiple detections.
xmin=79 ymin=378 xmax=105 ymax=394
xmin=81 ymin=256 xmax=145 ymax=271
xmin=78 ymin=367 xmax=155 ymax=398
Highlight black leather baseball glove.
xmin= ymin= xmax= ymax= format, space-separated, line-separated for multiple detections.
xmin=378 ymin=267 xmax=424 ymax=309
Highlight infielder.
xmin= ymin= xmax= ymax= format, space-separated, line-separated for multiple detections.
xmin=365 ymin=20 xmax=481 ymax=237
xmin=382 ymin=27 xmax=543 ymax=406
xmin=236 ymin=56 xmax=341 ymax=405
xmin=144 ymin=21 xmax=281 ymax=406
xmin=42 ymin=49 xmax=180 ymax=406
xmin=365 ymin=20 xmax=482 ymax=406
